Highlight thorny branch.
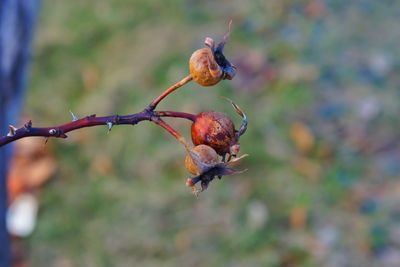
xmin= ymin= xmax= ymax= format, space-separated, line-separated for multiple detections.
xmin=0 ymin=77 xmax=196 ymax=147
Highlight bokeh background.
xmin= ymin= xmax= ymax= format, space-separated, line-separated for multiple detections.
xmin=10 ymin=0 xmax=400 ymax=266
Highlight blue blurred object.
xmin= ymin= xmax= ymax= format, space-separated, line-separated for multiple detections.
xmin=0 ymin=0 xmax=40 ymax=265
xmin=360 ymin=197 xmax=378 ymax=215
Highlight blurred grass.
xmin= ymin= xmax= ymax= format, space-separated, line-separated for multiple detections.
xmin=22 ymin=0 xmax=400 ymax=266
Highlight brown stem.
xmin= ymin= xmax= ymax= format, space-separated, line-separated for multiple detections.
xmin=151 ymin=117 xmax=190 ymax=149
xmin=155 ymin=111 xmax=196 ymax=122
xmin=147 ymin=75 xmax=192 ymax=111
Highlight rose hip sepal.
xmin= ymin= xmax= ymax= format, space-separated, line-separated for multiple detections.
xmin=185 ymin=147 xmax=248 ymax=195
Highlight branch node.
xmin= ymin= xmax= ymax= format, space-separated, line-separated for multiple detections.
xmin=24 ymin=120 xmax=32 ymax=132
xmin=50 ymin=128 xmax=67 ymax=138
xmin=112 ymin=115 xmax=120 ymax=124
xmin=150 ymin=114 xmax=159 ymax=123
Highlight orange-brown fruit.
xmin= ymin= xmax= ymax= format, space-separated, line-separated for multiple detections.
xmin=191 ymin=111 xmax=236 ymax=156
xmin=184 ymin=144 xmax=219 ymax=175
xmin=189 ymin=30 xmax=236 ymax=87
xmin=189 ymin=47 xmax=222 ymax=86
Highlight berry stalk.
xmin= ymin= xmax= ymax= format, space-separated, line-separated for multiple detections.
xmin=151 ymin=116 xmax=191 ymax=148
xmin=155 ymin=111 xmax=196 ymax=122
xmin=147 ymin=75 xmax=193 ymax=111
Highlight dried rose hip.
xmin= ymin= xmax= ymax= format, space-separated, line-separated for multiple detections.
xmin=191 ymin=99 xmax=247 ymax=159
xmin=191 ymin=111 xmax=236 ymax=156
xmin=189 ymin=46 xmax=223 ymax=86
xmin=184 ymin=144 xmax=219 ymax=175
xmin=189 ymin=22 xmax=236 ymax=86
xmin=184 ymin=144 xmax=248 ymax=193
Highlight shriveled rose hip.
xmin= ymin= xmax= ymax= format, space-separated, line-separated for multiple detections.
xmin=189 ymin=46 xmax=222 ymax=86
xmin=184 ymin=144 xmax=219 ymax=175
xmin=188 ymin=22 xmax=236 ymax=87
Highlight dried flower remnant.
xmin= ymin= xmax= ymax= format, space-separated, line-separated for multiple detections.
xmin=185 ymin=145 xmax=248 ymax=195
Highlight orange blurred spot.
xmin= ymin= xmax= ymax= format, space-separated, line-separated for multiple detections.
xmin=7 ymin=138 xmax=57 ymax=202
xmin=293 ymin=156 xmax=321 ymax=182
xmin=81 ymin=66 xmax=100 ymax=91
xmin=290 ymin=206 xmax=308 ymax=231
xmin=290 ymin=122 xmax=315 ymax=154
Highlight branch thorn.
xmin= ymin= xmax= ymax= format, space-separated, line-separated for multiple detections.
xmin=107 ymin=122 xmax=113 ymax=133
xmin=7 ymin=125 xmax=18 ymax=137
xmin=70 ymin=110 xmax=79 ymax=122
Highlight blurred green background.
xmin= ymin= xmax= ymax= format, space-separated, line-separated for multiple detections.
xmin=21 ymin=0 xmax=400 ymax=266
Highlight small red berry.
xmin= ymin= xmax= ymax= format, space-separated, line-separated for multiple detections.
xmin=191 ymin=111 xmax=237 ymax=156
xmin=190 ymin=99 xmax=247 ymax=158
